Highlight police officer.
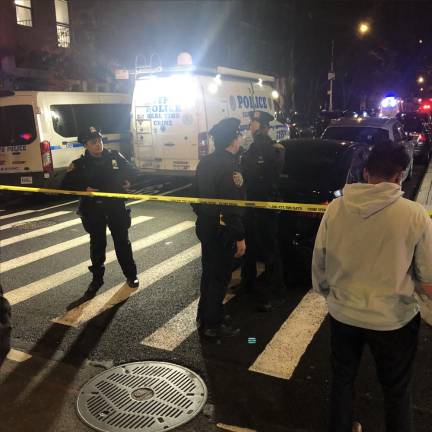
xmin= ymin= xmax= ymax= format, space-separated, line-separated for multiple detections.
xmin=62 ymin=126 xmax=139 ymax=297
xmin=193 ymin=118 xmax=246 ymax=340
xmin=241 ymin=110 xmax=286 ymax=312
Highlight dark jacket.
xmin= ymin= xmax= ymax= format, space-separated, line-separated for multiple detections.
xmin=193 ymin=149 xmax=245 ymax=242
xmin=242 ymin=130 xmax=285 ymax=201
xmin=62 ymin=149 xmax=139 ymax=213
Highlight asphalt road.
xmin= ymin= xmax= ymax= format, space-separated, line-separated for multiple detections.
xmin=0 ymin=170 xmax=431 ymax=432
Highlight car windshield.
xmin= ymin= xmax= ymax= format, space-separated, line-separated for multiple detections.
xmin=283 ymin=142 xmax=350 ymax=190
xmin=323 ymin=126 xmax=389 ymax=143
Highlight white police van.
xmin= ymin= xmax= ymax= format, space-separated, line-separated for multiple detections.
xmin=0 ymin=91 xmax=131 ymax=188
xmin=131 ymin=63 xmax=289 ymax=175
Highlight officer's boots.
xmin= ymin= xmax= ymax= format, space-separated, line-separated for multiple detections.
xmin=85 ymin=266 xmax=105 ymax=297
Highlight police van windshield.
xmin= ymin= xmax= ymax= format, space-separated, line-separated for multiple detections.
xmin=0 ymin=105 xmax=37 ymax=147
xmin=323 ymin=126 xmax=389 ymax=143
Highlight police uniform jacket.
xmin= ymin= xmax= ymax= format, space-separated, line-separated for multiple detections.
xmin=193 ymin=148 xmax=245 ymax=242
xmin=62 ymin=149 xmax=139 ymax=213
xmin=242 ymin=130 xmax=285 ymax=202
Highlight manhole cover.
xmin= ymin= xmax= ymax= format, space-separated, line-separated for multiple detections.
xmin=76 ymin=361 xmax=207 ymax=432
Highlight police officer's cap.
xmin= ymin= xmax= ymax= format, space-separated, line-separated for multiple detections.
xmin=77 ymin=126 xmax=103 ymax=145
xmin=249 ymin=110 xmax=274 ymax=127
xmin=209 ymin=117 xmax=241 ymax=149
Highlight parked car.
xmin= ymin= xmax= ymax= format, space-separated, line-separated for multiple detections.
xmin=278 ymin=138 xmax=371 ymax=282
xmin=321 ymin=117 xmax=414 ymax=181
xmin=396 ymin=112 xmax=432 ymax=164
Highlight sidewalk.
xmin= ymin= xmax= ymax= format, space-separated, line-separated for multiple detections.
xmin=416 ymin=159 xmax=432 ymax=209
xmin=415 ymin=159 xmax=432 ymax=326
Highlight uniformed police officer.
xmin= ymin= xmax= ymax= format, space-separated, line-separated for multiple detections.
xmin=241 ymin=110 xmax=287 ymax=312
xmin=193 ymin=117 xmax=246 ymax=340
xmin=62 ymin=126 xmax=139 ymax=297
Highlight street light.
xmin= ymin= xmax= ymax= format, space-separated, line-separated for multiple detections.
xmin=328 ymin=22 xmax=371 ymax=111
xmin=417 ymin=76 xmax=425 ymax=84
xmin=358 ymin=22 xmax=370 ymax=36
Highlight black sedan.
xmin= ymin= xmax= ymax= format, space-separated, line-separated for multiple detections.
xmin=278 ymin=138 xmax=369 ymax=282
xmin=396 ymin=112 xmax=432 ymax=164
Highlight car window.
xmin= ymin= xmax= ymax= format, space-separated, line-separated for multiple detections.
xmin=51 ymin=104 xmax=131 ymax=138
xmin=401 ymin=118 xmax=424 ymax=132
xmin=283 ymin=143 xmax=349 ymax=189
xmin=322 ymin=126 xmax=389 ymax=143
xmin=51 ymin=104 xmax=76 ymax=137
xmin=0 ymin=105 xmax=37 ymax=146
xmin=346 ymin=146 xmax=370 ymax=183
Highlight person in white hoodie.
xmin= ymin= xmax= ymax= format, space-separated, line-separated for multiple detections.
xmin=312 ymin=141 xmax=432 ymax=432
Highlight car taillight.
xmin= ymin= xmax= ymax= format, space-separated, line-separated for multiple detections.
xmin=418 ymin=133 xmax=427 ymax=143
xmin=40 ymin=140 xmax=53 ymax=173
xmin=198 ymin=132 xmax=209 ymax=159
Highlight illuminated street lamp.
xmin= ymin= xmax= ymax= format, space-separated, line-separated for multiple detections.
xmin=358 ymin=22 xmax=370 ymax=35
xmin=417 ymin=76 xmax=425 ymax=84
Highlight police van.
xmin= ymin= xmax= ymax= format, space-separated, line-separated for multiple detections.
xmin=0 ymin=91 xmax=131 ymax=187
xmin=131 ymin=63 xmax=289 ymax=174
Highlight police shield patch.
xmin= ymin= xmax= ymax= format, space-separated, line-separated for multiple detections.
xmin=233 ymin=171 xmax=244 ymax=187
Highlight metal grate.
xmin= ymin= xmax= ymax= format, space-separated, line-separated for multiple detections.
xmin=76 ymin=362 xmax=207 ymax=432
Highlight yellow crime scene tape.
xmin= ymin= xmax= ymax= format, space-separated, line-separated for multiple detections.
xmin=1 ymin=184 xmax=431 ymax=217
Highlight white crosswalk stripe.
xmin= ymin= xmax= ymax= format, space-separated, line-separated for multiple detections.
xmin=0 ymin=210 xmax=71 ymax=231
xmin=0 ymin=200 xmax=79 ymax=221
xmin=0 ymin=216 xmax=153 ymax=273
xmin=1 ymin=217 xmax=82 ymax=247
xmin=52 ymin=244 xmax=201 ymax=327
xmin=141 ymin=266 xmax=259 ymax=351
xmin=4 ymin=221 xmax=195 ymax=305
xmin=249 ymin=290 xmax=327 ymax=380
xmin=1 ymin=200 xmax=150 ymax=247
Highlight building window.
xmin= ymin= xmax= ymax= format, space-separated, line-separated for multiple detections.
xmin=54 ymin=0 xmax=70 ymax=48
xmin=15 ymin=0 xmax=33 ymax=27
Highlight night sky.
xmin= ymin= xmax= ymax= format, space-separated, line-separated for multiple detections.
xmin=71 ymin=0 xmax=432 ymax=113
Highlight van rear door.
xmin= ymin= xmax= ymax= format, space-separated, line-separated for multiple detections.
xmin=0 ymin=94 xmax=43 ymax=184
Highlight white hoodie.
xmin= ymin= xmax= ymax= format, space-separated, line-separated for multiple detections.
xmin=312 ymin=182 xmax=432 ymax=331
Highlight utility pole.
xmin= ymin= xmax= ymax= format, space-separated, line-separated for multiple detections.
xmin=328 ymin=39 xmax=335 ymax=111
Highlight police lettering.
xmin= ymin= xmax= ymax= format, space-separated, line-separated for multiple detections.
xmin=236 ymin=95 xmax=268 ymax=110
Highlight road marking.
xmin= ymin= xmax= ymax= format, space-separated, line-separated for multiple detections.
xmin=7 ymin=349 xmax=32 ymax=363
xmin=0 ymin=210 xmax=35 ymax=220
xmin=0 ymin=200 xmax=78 ymax=221
xmin=52 ymin=244 xmax=201 ymax=327
xmin=216 ymin=424 xmax=257 ymax=432
xmin=0 ymin=210 xmax=70 ymax=231
xmin=141 ymin=265 xmax=262 ymax=351
xmin=1 ymin=201 xmax=150 ymax=247
xmin=248 ymin=290 xmax=327 ymax=380
xmin=0 ymin=216 xmax=153 ymax=273
xmin=1 ymin=217 xmax=82 ymax=247
xmin=4 ymin=221 xmax=195 ymax=306
xmin=143 ymin=299 xmax=201 ymax=351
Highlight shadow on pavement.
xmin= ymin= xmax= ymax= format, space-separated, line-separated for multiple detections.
xmin=0 ymin=298 xmax=128 ymax=432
